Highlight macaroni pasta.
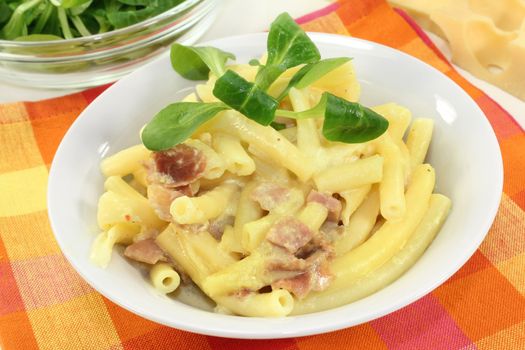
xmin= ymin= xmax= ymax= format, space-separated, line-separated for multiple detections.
xmin=93 ymin=59 xmax=450 ymax=317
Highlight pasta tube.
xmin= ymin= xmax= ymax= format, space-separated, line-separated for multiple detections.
xmin=213 ymin=133 xmax=255 ymax=176
xmin=218 ymin=225 xmax=241 ymax=256
xmin=406 ymin=118 xmax=434 ymax=174
xmin=156 ymin=225 xmax=236 ymax=287
xmin=376 ymin=134 xmax=406 ymax=221
xmin=90 ymin=223 xmax=140 ymax=268
xmin=97 ymin=190 xmax=165 ymax=230
xmin=242 ymin=215 xmax=278 ymax=253
xmin=297 ymin=201 xmax=328 ymax=232
xmin=150 ymin=263 xmax=181 ymax=294
xmin=157 ymin=226 xmax=208 ymax=285
xmin=334 ymin=188 xmax=380 ymax=256
xmin=289 ymin=87 xmax=321 ymax=155
xmin=202 ymin=247 xmax=270 ymax=297
xmin=104 ymin=176 xmax=145 ymax=200
xmin=170 ymin=183 xmax=237 ymax=224
xmin=314 ymin=155 xmax=384 ymax=193
xmin=372 ymin=103 xmax=411 ymax=140
xmin=340 ymin=185 xmax=372 ymax=225
xmin=100 ymin=144 xmax=151 ymax=177
xmin=132 ymin=167 xmax=148 ymax=187
xmin=215 ymin=289 xmax=294 ymax=317
xmin=206 ymin=111 xmax=314 ymax=182
xmin=231 ymin=182 xmax=264 ymax=254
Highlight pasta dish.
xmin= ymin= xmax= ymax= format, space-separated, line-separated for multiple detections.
xmin=91 ymin=12 xmax=451 ymax=317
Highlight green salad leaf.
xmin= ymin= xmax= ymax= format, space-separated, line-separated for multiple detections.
xmin=277 ymin=92 xmax=389 ymax=143
xmin=0 ymin=3 xmax=13 ymax=25
xmin=1 ymin=0 xmax=42 ymax=40
xmin=170 ymin=43 xmax=236 ymax=80
xmin=106 ymin=0 xmax=184 ymax=28
xmin=141 ymin=102 xmax=230 ymax=151
xmin=322 ymin=93 xmax=389 ymax=143
xmin=255 ymin=12 xmax=321 ymax=90
xmin=270 ymin=121 xmax=287 ymax=131
xmin=213 ymin=70 xmax=279 ymax=126
xmin=0 ymin=0 xmax=187 ymax=40
xmin=265 ymin=12 xmax=321 ymax=70
xmin=50 ymin=0 xmax=92 ymax=9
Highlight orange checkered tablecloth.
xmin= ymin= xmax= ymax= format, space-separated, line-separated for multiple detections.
xmin=1 ymin=0 xmax=525 ymax=349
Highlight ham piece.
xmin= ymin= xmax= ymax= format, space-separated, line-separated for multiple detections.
xmin=146 ymin=144 xmax=204 ymax=221
xmin=271 ymin=249 xmax=333 ymax=298
xmin=266 ymin=217 xmax=314 ymax=254
xmin=147 ymin=184 xmax=184 ymax=221
xmin=251 ymin=182 xmax=290 ymax=211
xmin=307 ymin=190 xmax=342 ymax=222
xmin=149 ymin=144 xmax=206 ymax=188
xmin=124 ymin=239 xmax=166 ymax=264
xmin=208 ymin=215 xmax=235 ymax=240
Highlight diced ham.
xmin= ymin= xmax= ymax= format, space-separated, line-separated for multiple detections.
xmin=149 ymin=144 xmax=206 ymax=187
xmin=307 ymin=190 xmax=342 ymax=221
xmin=266 ymin=217 xmax=313 ymax=253
xmin=267 ymin=253 xmax=308 ymax=281
xmin=251 ymin=182 xmax=290 ymax=211
xmin=272 ymin=272 xmax=311 ymax=298
xmin=305 ymin=250 xmax=333 ymax=292
xmin=147 ymin=184 xmax=184 ymax=221
xmin=208 ymin=215 xmax=235 ymax=240
xmin=270 ymin=233 xmax=334 ymax=298
xmin=124 ymin=239 xmax=166 ymax=264
xmin=295 ymin=233 xmax=333 ymax=260
xmin=267 ymin=254 xmax=307 ymax=272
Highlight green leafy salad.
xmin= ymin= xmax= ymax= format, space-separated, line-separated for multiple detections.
xmin=0 ymin=0 xmax=186 ymax=40
xmin=141 ymin=12 xmax=389 ymax=151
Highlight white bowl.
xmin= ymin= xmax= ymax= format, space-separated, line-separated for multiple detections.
xmin=48 ymin=32 xmax=503 ymax=339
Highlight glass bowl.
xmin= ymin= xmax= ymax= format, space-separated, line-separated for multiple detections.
xmin=0 ymin=0 xmax=218 ymax=89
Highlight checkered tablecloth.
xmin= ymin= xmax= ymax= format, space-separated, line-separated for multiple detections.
xmin=1 ymin=1 xmax=524 ymax=349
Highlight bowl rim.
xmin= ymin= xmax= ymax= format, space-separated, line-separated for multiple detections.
xmin=47 ymin=32 xmax=504 ymax=339
xmin=0 ymin=0 xmax=207 ymax=47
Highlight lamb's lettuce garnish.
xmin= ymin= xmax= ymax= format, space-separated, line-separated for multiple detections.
xmin=141 ymin=102 xmax=230 ymax=151
xmin=141 ymin=12 xmax=389 ymax=151
xmin=270 ymin=121 xmax=287 ymax=131
xmin=277 ymin=93 xmax=389 ymax=143
xmin=254 ymin=12 xmax=321 ymax=90
xmin=213 ymin=70 xmax=278 ymax=126
xmin=322 ymin=94 xmax=389 ymax=143
xmin=170 ymin=44 xmax=236 ymax=80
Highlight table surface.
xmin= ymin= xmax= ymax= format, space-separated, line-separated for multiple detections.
xmin=0 ymin=0 xmax=523 ymax=129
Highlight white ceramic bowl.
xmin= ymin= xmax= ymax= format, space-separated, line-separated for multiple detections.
xmin=48 ymin=32 xmax=503 ymax=339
